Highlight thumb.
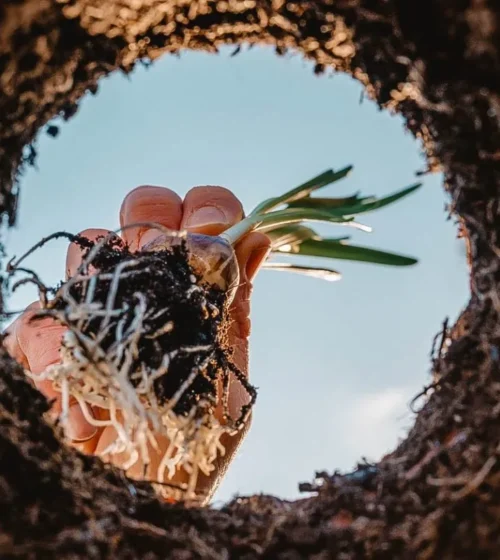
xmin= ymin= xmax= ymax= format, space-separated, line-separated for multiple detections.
xmin=229 ymin=232 xmax=271 ymax=344
xmin=234 ymin=232 xmax=271 ymax=286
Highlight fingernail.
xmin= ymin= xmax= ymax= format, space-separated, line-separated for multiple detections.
xmin=184 ymin=206 xmax=228 ymax=230
xmin=139 ymin=229 xmax=164 ymax=249
xmin=247 ymin=246 xmax=271 ymax=282
xmin=66 ymin=403 xmax=98 ymax=442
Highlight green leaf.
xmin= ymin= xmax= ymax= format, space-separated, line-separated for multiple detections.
xmin=263 ymin=262 xmax=342 ymax=282
xmin=266 ymin=225 xmax=319 ymax=250
xmin=286 ymin=194 xmax=364 ymax=210
xmin=288 ymin=238 xmax=418 ymax=266
xmin=255 ymin=208 xmax=372 ymax=233
xmin=251 ymin=165 xmax=353 ymax=215
xmin=322 ymin=183 xmax=422 ymax=217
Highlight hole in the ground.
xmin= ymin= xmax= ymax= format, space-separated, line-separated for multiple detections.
xmin=4 ymin=46 xmax=469 ymax=502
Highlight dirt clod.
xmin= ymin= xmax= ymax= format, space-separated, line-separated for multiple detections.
xmin=54 ymin=236 xmax=232 ymax=416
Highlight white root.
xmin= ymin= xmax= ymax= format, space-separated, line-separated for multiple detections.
xmin=8 ymin=228 xmax=254 ymax=503
xmin=33 ymin=259 xmax=236 ymax=503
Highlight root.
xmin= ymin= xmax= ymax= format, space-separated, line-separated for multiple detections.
xmin=7 ymin=230 xmax=256 ymax=502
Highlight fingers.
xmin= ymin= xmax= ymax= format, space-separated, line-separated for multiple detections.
xmin=229 ymin=232 xmax=271 ymax=341
xmin=120 ymin=186 xmax=183 ymax=250
xmin=119 ymin=184 xmax=244 ymax=251
xmin=234 ymin=231 xmax=271 ymax=285
xmin=2 ymin=302 xmax=38 ymax=370
xmin=16 ymin=307 xmax=65 ymax=375
xmin=83 ymin=185 xmax=267 ymax=498
xmin=66 ymin=228 xmax=122 ymax=279
xmin=181 ymin=186 xmax=244 ymax=235
xmin=4 ymin=302 xmax=98 ymax=443
xmin=94 ymin=425 xmax=189 ymax=486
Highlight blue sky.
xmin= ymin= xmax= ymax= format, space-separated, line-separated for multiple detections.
xmin=5 ymin=46 xmax=469 ymax=502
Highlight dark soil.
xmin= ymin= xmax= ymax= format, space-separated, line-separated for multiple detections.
xmin=45 ymin=234 xmax=255 ymax=422
xmin=2 ymin=0 xmax=500 ymax=558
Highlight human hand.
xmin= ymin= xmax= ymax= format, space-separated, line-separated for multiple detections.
xmin=4 ymin=185 xmax=270 ymax=502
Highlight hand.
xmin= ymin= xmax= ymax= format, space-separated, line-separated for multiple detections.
xmin=4 ymin=185 xmax=270 ymax=502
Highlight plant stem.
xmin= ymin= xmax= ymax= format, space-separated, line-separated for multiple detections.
xmin=220 ymin=216 xmax=263 ymax=245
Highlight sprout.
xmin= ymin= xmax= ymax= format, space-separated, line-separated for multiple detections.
xmin=5 ymin=165 xmax=421 ymax=503
xmin=226 ymin=165 xmax=421 ymax=279
xmin=142 ymin=165 xmax=421 ymax=301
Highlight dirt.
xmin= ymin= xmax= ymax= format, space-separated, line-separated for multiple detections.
xmin=2 ymin=0 xmax=500 ymax=558
xmin=46 ymin=234 xmax=250 ymax=418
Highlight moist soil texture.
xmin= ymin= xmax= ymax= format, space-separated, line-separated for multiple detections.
xmin=2 ymin=0 xmax=500 ymax=557
xmin=46 ymin=235 xmax=251 ymax=418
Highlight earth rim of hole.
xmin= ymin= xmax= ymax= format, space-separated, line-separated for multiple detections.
xmin=0 ymin=0 xmax=474 ymax=499
xmin=1 ymin=2 xmax=500 ymax=558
